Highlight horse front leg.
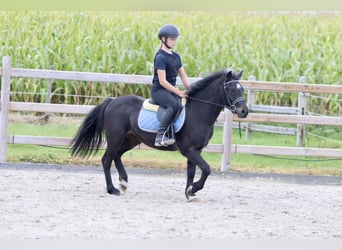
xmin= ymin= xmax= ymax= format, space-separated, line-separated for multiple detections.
xmin=102 ymin=150 xmax=121 ymax=195
xmin=185 ymin=160 xmax=196 ymax=199
xmin=184 ymin=148 xmax=211 ymax=199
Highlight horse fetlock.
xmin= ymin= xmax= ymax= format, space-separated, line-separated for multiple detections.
xmin=119 ymin=178 xmax=128 ymax=191
xmin=185 ymin=186 xmax=196 ymax=200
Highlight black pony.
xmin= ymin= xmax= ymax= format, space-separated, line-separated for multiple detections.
xmin=70 ymin=69 xmax=248 ymax=199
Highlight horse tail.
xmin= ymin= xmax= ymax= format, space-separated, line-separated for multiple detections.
xmin=70 ymin=98 xmax=113 ymax=158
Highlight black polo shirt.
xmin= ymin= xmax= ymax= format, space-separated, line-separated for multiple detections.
xmin=152 ymin=49 xmax=182 ymax=92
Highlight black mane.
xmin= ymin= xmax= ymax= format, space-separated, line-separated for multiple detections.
xmin=187 ymin=70 xmax=226 ymax=96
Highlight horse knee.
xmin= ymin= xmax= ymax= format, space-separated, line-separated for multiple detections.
xmin=203 ymin=166 xmax=211 ymax=176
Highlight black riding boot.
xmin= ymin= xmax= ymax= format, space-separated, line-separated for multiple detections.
xmin=155 ymin=108 xmax=176 ymax=147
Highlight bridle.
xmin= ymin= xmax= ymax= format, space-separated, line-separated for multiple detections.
xmin=223 ymin=80 xmax=245 ymax=113
xmin=187 ymin=80 xmax=244 ymax=113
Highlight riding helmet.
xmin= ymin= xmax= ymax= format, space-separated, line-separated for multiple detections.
xmin=158 ymin=24 xmax=180 ymax=40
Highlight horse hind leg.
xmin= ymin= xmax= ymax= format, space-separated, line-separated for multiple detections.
xmin=114 ymin=134 xmax=141 ymax=192
xmin=114 ymin=156 xmax=128 ymax=191
xmin=102 ymin=150 xmax=121 ymax=195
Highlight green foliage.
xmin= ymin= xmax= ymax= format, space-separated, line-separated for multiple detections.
xmin=1 ymin=11 xmax=341 ymax=111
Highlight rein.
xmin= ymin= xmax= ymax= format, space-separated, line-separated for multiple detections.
xmin=186 ymin=96 xmax=224 ymax=108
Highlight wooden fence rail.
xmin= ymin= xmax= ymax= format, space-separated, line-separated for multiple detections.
xmin=1 ymin=56 xmax=342 ymax=171
xmin=245 ymin=75 xmax=305 ymax=142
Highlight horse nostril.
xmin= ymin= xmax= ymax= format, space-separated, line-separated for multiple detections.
xmin=240 ymin=108 xmax=248 ymax=117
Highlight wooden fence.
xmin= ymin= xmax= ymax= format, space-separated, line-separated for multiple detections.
xmin=244 ymin=75 xmax=308 ymax=146
xmin=1 ymin=56 xmax=342 ymax=171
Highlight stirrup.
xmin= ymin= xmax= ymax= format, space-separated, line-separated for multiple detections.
xmin=155 ymin=137 xmax=175 ymax=147
xmin=155 ymin=133 xmax=175 ymax=147
xmin=161 ymin=137 xmax=175 ymax=146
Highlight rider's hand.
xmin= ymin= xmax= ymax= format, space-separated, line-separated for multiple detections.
xmin=178 ymin=90 xmax=188 ymax=98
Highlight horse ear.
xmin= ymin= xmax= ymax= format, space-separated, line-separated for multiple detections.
xmin=238 ymin=70 xmax=244 ymax=79
xmin=226 ymin=69 xmax=233 ymax=81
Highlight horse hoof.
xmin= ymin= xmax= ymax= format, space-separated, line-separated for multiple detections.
xmin=107 ymin=188 xmax=121 ymax=196
xmin=185 ymin=186 xmax=196 ymax=201
xmin=119 ymin=179 xmax=128 ymax=191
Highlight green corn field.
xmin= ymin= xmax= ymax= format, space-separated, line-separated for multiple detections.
xmin=0 ymin=11 xmax=341 ymax=114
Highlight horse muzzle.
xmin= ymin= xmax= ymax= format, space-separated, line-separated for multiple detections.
xmin=236 ymin=104 xmax=249 ymax=118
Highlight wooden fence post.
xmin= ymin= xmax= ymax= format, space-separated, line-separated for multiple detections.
xmin=0 ymin=56 xmax=12 ymax=162
xmin=297 ymin=76 xmax=307 ymax=146
xmin=44 ymin=66 xmax=54 ymax=122
xmin=246 ymin=75 xmax=256 ymax=140
xmin=221 ymin=109 xmax=233 ymax=172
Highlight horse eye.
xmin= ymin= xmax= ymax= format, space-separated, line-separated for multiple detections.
xmin=236 ymin=84 xmax=244 ymax=94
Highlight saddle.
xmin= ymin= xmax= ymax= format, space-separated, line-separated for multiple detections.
xmin=138 ymin=98 xmax=186 ymax=134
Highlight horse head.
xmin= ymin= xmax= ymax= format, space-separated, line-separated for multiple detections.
xmin=223 ymin=69 xmax=249 ymax=118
